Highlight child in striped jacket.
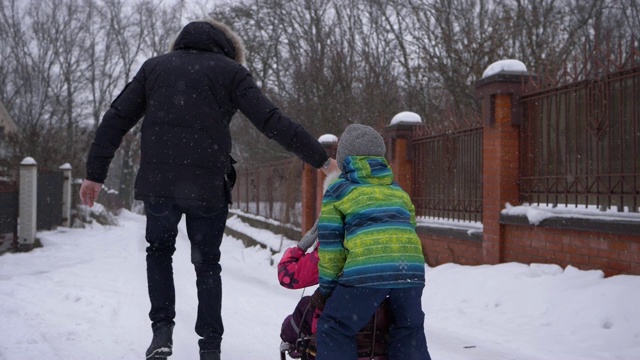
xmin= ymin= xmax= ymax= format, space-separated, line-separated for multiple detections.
xmin=310 ymin=124 xmax=431 ymax=360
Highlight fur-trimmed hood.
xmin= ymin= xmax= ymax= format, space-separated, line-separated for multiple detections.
xmin=170 ymin=19 xmax=245 ymax=64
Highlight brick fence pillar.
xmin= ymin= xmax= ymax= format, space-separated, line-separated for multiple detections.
xmin=301 ymin=163 xmax=317 ymax=235
xmin=301 ymin=135 xmax=337 ymax=234
xmin=384 ymin=115 xmax=421 ymax=194
xmin=476 ymin=70 xmax=531 ymax=264
xmin=18 ymin=157 xmax=37 ymax=251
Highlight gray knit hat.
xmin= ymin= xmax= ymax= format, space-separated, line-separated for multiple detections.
xmin=336 ymin=124 xmax=386 ymax=170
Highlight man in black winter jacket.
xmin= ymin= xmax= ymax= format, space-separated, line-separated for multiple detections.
xmin=79 ymin=19 xmax=338 ymax=360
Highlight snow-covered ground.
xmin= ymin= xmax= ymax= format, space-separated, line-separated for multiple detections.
xmin=1 ymin=209 xmax=639 ymax=360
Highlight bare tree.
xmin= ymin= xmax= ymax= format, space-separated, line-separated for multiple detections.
xmin=2 ymin=0 xmax=638 ymax=209
xmin=44 ymin=0 xmax=92 ymax=159
xmin=402 ymin=0 xmax=512 ymax=123
xmin=83 ymin=0 xmax=122 ymax=129
xmin=0 ymin=0 xmax=189 ymax=206
xmin=0 ymin=0 xmax=55 ymax=132
xmin=100 ymin=0 xmax=173 ymax=208
xmin=209 ymin=0 xmax=298 ymax=165
xmin=208 ymin=0 xmax=426 ymax=163
xmin=504 ymin=0 xmax=601 ymax=76
xmin=619 ymin=0 xmax=640 ymax=34
xmin=140 ymin=0 xmax=186 ymax=58
xmin=0 ymin=0 xmax=94 ymax=171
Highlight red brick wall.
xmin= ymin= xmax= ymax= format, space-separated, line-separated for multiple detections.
xmin=504 ymin=225 xmax=640 ymax=276
xmin=415 ymin=223 xmax=640 ymax=276
xmin=418 ymin=233 xmax=483 ymax=266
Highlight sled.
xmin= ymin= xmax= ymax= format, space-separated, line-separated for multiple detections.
xmin=279 ymin=299 xmax=391 ymax=360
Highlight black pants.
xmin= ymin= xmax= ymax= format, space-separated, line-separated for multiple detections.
xmin=144 ymin=200 xmax=229 ymax=352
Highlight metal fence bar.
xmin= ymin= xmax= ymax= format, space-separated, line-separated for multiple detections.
xmin=412 ymin=126 xmax=483 ymax=222
xmin=36 ymin=170 xmax=63 ymax=231
xmin=231 ymin=157 xmax=303 ymax=227
xmin=0 ymin=181 xmax=18 ymax=235
xmin=520 ymin=64 xmax=640 ymax=212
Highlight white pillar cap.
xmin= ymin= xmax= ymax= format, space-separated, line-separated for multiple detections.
xmin=20 ymin=157 xmax=37 ymax=165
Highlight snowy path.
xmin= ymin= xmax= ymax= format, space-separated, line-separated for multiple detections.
xmin=0 ymin=211 xmax=299 ymax=360
xmin=0 ymin=210 xmax=638 ymax=360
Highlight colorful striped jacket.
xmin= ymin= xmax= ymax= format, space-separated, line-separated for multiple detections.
xmin=317 ymin=156 xmax=426 ymax=296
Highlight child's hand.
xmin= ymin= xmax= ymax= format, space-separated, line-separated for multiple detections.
xmin=310 ymin=289 xmax=328 ymax=310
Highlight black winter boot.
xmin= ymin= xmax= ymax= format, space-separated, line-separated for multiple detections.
xmin=146 ymin=322 xmax=174 ymax=359
xmin=200 ymin=350 xmax=221 ymax=360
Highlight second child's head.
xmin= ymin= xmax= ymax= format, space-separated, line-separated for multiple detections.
xmin=336 ymin=124 xmax=386 ymax=170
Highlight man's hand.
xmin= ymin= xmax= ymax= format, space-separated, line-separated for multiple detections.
xmin=320 ymin=158 xmax=338 ymax=176
xmin=79 ymin=179 xmax=103 ymax=207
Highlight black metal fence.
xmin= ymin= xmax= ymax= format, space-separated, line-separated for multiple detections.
xmin=0 ymin=180 xmax=18 ymax=235
xmin=232 ymin=157 xmax=303 ymax=228
xmin=36 ymin=170 xmax=63 ymax=231
xmin=520 ymin=46 xmax=640 ymax=212
xmin=412 ymin=114 xmax=484 ymax=222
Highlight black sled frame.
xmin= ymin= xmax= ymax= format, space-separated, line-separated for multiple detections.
xmin=279 ymin=301 xmax=390 ymax=360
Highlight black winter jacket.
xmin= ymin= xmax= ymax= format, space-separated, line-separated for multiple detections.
xmin=86 ymin=21 xmax=328 ymax=206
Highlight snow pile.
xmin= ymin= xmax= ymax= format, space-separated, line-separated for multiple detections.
xmin=502 ymin=202 xmax=640 ymax=225
xmin=482 ymin=59 xmax=528 ymax=78
xmin=318 ymin=134 xmax=338 ymax=144
xmin=390 ymin=111 xmax=422 ymax=125
xmin=425 ymin=262 xmax=640 ymax=360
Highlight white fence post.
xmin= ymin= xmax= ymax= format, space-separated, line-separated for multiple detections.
xmin=18 ymin=157 xmax=37 ymax=251
xmin=59 ymin=163 xmax=72 ymax=227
